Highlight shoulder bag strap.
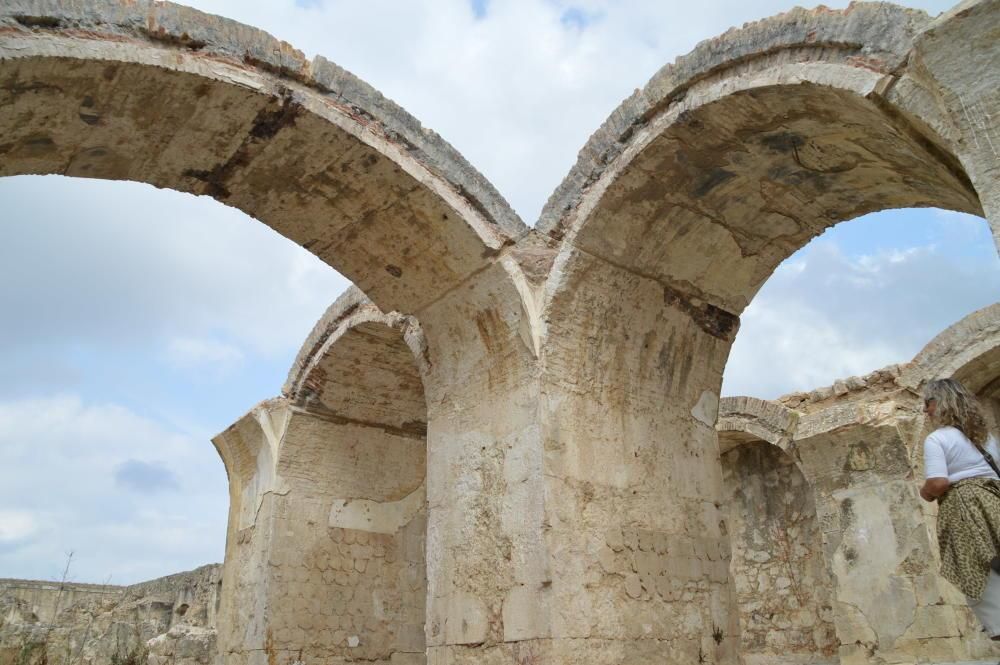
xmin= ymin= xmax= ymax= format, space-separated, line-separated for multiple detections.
xmin=975 ymin=442 xmax=1000 ymax=479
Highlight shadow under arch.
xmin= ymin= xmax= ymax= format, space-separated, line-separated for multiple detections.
xmin=212 ymin=286 xmax=430 ymax=663
xmin=0 ymin=2 xmax=525 ymax=315
xmin=535 ymin=2 xmax=997 ymax=661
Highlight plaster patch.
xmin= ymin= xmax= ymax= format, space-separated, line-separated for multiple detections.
xmin=692 ymin=390 xmax=721 ymax=427
xmin=328 ymin=482 xmax=426 ymax=534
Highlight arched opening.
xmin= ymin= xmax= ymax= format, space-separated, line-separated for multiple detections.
xmin=0 ymin=3 xmax=524 ymax=315
xmin=717 ymin=398 xmax=837 ymax=665
xmin=1 ymin=9 xmax=527 ymax=664
xmin=0 ymin=169 xmax=356 ymax=664
xmin=720 ymin=440 xmax=836 ymax=665
xmin=537 ymin=4 xmax=996 ymax=663
xmin=722 ymin=207 xmax=998 ymax=399
xmin=213 ymin=288 xmax=429 ymax=663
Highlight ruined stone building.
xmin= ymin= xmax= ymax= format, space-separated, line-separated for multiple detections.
xmin=0 ymin=0 xmax=998 ymax=663
xmin=1 ymin=566 xmax=221 ymax=665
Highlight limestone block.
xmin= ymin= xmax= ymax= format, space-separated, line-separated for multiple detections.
xmin=502 ymin=586 xmax=550 ymax=641
xmin=902 ymin=605 xmax=960 ymax=639
xmin=442 ymin=591 xmax=488 ymax=645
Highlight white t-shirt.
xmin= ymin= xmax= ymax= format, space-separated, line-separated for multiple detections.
xmin=924 ymin=426 xmax=1000 ymax=483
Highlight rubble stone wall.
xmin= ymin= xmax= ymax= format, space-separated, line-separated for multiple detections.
xmin=721 ymin=442 xmax=838 ymax=664
xmin=0 ymin=565 xmax=220 ymax=665
xmin=717 ymin=303 xmax=1000 ymax=665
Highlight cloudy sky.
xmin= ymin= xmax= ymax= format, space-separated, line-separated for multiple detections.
xmin=2 ymin=0 xmax=997 ymax=584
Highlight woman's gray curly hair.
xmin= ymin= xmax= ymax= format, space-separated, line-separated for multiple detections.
xmin=923 ymin=378 xmax=989 ymax=446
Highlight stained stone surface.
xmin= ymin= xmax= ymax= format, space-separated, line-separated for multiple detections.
xmin=1 ymin=1 xmax=998 ymax=664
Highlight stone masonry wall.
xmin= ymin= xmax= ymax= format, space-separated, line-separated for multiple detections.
xmin=263 ymin=494 xmax=426 ymax=664
xmin=214 ymin=397 xmax=427 ymax=665
xmin=722 ymin=442 xmax=838 ymax=664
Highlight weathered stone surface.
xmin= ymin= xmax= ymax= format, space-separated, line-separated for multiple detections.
xmin=0 ymin=565 xmax=220 ymax=665
xmin=717 ymin=304 xmax=1000 ymax=664
xmin=721 ymin=442 xmax=838 ymax=665
xmin=1 ymin=1 xmax=998 ymax=664
xmin=212 ymin=300 xmax=428 ymax=665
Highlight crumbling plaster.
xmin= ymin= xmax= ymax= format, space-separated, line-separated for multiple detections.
xmin=1 ymin=1 xmax=998 ymax=663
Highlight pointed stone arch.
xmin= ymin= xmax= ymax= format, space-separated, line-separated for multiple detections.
xmin=0 ymin=1 xmax=526 ymax=314
xmin=904 ymin=302 xmax=1000 ymax=397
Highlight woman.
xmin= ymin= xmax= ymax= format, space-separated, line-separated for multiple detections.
xmin=920 ymin=378 xmax=1000 ymax=639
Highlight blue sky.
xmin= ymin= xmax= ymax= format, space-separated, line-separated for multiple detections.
xmin=1 ymin=0 xmax=995 ymax=584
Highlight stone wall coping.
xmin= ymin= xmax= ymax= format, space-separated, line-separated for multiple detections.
xmin=0 ymin=578 xmax=123 ymax=593
xmin=776 ymin=363 xmax=908 ymax=410
xmin=0 ymin=563 xmax=221 ymax=597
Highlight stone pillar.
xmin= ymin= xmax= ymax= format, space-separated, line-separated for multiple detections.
xmin=905 ymin=0 xmax=1000 ymax=245
xmin=533 ymin=248 xmax=740 ymax=664
xmin=212 ymin=400 xmax=284 ymax=665
xmin=417 ymin=258 xmax=553 ymax=664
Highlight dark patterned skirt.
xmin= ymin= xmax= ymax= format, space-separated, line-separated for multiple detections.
xmin=937 ymin=477 xmax=1000 ymax=600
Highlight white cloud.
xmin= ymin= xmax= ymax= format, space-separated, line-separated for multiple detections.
xmin=0 ymin=176 xmax=349 ymax=359
xmin=723 ymin=227 xmax=1000 ymax=399
xmin=165 ymin=337 xmax=245 ymax=376
xmin=0 ymin=395 xmax=227 ymax=583
xmin=0 ymin=510 xmax=38 ymax=545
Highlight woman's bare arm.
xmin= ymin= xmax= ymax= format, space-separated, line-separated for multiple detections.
xmin=921 ymin=477 xmax=950 ymax=502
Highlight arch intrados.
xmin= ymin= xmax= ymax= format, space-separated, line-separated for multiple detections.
xmin=0 ymin=2 xmax=525 ymax=314
xmin=716 ymin=397 xmax=813 ymax=486
xmin=284 ymin=286 xmax=427 ymax=435
xmin=540 ymin=3 xmax=985 ymax=321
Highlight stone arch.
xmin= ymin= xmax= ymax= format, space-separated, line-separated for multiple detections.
xmin=277 ymin=285 xmax=427 ymax=505
xmin=903 ymin=301 xmax=1000 ymax=455
xmin=717 ymin=396 xmax=798 ymax=456
xmin=904 ymin=302 xmax=1000 ymax=397
xmin=541 ymin=4 xmax=985 ymax=318
xmin=0 ymin=1 xmax=526 ymax=315
xmin=536 ymin=3 xmax=995 ymax=660
xmin=212 ymin=287 xmax=429 ymax=664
